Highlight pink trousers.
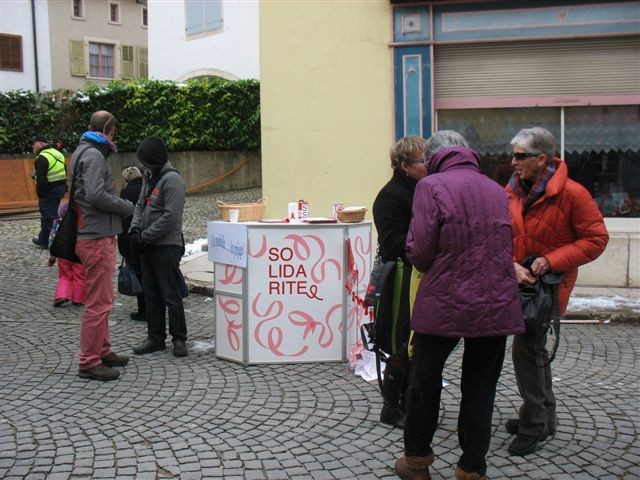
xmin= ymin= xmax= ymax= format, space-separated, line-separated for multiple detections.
xmin=54 ymin=259 xmax=86 ymax=303
xmin=76 ymin=237 xmax=116 ymax=369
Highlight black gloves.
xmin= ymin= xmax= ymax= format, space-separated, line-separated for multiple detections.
xmin=129 ymin=232 xmax=144 ymax=246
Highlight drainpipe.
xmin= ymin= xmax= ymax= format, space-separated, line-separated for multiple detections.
xmin=30 ymin=0 xmax=40 ymax=92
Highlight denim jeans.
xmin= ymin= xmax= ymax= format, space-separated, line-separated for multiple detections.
xmin=38 ymin=184 xmax=67 ymax=244
xmin=404 ymin=334 xmax=507 ymax=476
xmin=76 ymin=237 xmax=116 ymax=369
xmin=141 ymin=245 xmax=187 ymax=345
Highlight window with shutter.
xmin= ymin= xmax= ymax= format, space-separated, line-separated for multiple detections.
xmin=89 ymin=42 xmax=115 ymax=78
xmin=121 ymin=45 xmax=134 ymax=79
xmin=0 ymin=34 xmax=23 ymax=72
xmin=137 ymin=47 xmax=148 ymax=79
xmin=69 ymin=40 xmax=85 ymax=77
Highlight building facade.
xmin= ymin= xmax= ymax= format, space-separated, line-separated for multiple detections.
xmin=147 ymin=0 xmax=259 ymax=81
xmin=260 ymin=0 xmax=639 ymax=287
xmin=0 ymin=0 xmax=148 ymax=92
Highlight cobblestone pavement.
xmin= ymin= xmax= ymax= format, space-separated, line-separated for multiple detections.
xmin=1 ymin=190 xmax=639 ymax=480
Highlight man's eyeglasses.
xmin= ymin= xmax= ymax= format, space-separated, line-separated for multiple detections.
xmin=512 ymin=152 xmax=541 ymax=161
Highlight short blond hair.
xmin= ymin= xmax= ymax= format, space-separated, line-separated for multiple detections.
xmin=390 ymin=136 xmax=427 ymax=170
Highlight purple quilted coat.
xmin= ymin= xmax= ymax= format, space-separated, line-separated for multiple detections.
xmin=406 ymin=147 xmax=524 ymax=338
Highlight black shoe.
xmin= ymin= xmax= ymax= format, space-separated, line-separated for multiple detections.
xmin=173 ymin=339 xmax=188 ymax=357
xmin=133 ymin=339 xmax=166 ymax=355
xmin=130 ymin=311 xmax=146 ymax=321
xmin=32 ymin=237 xmax=48 ymax=249
xmin=505 ymin=418 xmax=556 ymax=436
xmin=505 ymin=418 xmax=519 ymax=435
xmin=508 ymin=433 xmax=545 ymax=456
xmin=380 ymin=405 xmax=406 ymax=429
xmin=53 ymin=298 xmax=69 ymax=307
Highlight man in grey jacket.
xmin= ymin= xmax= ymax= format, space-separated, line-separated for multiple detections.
xmin=72 ymin=110 xmax=135 ymax=381
xmin=130 ymin=136 xmax=188 ymax=357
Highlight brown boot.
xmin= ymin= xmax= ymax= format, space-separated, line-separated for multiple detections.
xmin=78 ymin=364 xmax=120 ymax=381
xmin=394 ymin=453 xmax=435 ymax=480
xmin=455 ymin=466 xmax=488 ymax=480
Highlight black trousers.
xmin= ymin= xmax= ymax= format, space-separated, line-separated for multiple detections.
xmin=37 ymin=184 xmax=66 ymax=245
xmin=404 ymin=334 xmax=507 ymax=476
xmin=512 ymin=331 xmax=556 ymax=436
xmin=141 ymin=245 xmax=187 ymax=345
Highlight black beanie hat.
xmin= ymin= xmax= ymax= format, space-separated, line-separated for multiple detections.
xmin=137 ymin=136 xmax=168 ymax=166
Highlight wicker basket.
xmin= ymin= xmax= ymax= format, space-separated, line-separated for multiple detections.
xmin=216 ymin=197 xmax=268 ymax=222
xmin=336 ymin=206 xmax=367 ymax=223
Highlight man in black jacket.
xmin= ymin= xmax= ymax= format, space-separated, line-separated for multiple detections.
xmin=31 ymin=135 xmax=67 ymax=248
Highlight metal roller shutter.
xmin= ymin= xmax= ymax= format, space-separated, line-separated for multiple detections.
xmin=435 ymin=37 xmax=640 ymax=98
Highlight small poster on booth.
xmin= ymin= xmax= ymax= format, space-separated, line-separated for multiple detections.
xmin=207 ymin=221 xmax=247 ymax=268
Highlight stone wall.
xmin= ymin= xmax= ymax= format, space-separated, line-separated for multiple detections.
xmin=0 ymin=151 xmax=261 ymax=212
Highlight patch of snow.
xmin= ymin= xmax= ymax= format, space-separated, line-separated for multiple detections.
xmin=568 ymin=295 xmax=640 ymax=313
xmin=190 ymin=339 xmax=215 ymax=352
xmin=183 ymin=238 xmax=207 ymax=258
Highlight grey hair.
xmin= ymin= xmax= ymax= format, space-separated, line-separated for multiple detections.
xmin=510 ymin=127 xmax=555 ymax=163
xmin=425 ymin=130 xmax=469 ymax=161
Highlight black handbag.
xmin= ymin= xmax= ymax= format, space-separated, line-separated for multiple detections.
xmin=519 ymin=255 xmax=564 ymax=366
xmin=118 ymin=259 xmax=143 ymax=296
xmin=49 ymin=162 xmax=80 ymax=263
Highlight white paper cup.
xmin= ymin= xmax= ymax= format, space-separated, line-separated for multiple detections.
xmin=228 ymin=209 xmax=239 ymax=223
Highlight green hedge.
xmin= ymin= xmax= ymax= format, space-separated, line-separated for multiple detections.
xmin=0 ymin=78 xmax=260 ymax=154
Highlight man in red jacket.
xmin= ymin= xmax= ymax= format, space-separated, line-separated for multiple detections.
xmin=506 ymin=127 xmax=609 ymax=456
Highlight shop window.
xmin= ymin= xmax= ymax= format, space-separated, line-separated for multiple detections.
xmin=186 ymin=0 xmax=222 ymax=36
xmin=0 ymin=34 xmax=23 ymax=71
xmin=565 ymin=106 xmax=640 ymax=218
xmin=437 ymin=105 xmax=640 ymax=217
xmin=88 ymin=42 xmax=115 ymax=78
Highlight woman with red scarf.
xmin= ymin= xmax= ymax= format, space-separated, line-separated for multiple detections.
xmin=506 ymin=127 xmax=609 ymax=456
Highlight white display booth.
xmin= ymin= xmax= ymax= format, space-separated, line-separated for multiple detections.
xmin=207 ymin=221 xmax=372 ymax=364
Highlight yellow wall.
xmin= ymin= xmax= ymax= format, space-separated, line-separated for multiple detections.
xmin=260 ymin=1 xmax=394 ymax=222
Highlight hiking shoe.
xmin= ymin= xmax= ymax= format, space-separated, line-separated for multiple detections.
xmin=173 ymin=339 xmax=188 ymax=357
xmin=394 ymin=454 xmax=435 ymax=480
xmin=455 ymin=466 xmax=488 ymax=480
xmin=133 ymin=338 xmax=166 ymax=355
xmin=505 ymin=418 xmax=556 ymax=437
xmin=381 ymin=405 xmax=406 ymax=429
xmin=101 ymin=352 xmax=129 ymax=367
xmin=130 ymin=311 xmax=146 ymax=321
xmin=505 ymin=418 xmax=519 ymax=435
xmin=53 ymin=298 xmax=69 ymax=307
xmin=508 ymin=433 xmax=545 ymax=456
xmin=32 ymin=237 xmax=48 ymax=249
xmin=78 ymin=364 xmax=120 ymax=381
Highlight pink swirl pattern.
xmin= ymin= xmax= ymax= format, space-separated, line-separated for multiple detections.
xmin=249 ymin=234 xmax=268 ymax=258
xmin=284 ymin=234 xmax=341 ymax=283
xmin=219 ymin=264 xmax=243 ymax=285
xmin=218 ymin=297 xmax=242 ymax=352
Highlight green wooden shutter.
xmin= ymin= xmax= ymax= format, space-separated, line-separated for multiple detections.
xmin=137 ymin=46 xmax=148 ymax=79
xmin=69 ymin=40 xmax=85 ymax=77
xmin=121 ymin=45 xmax=134 ymax=79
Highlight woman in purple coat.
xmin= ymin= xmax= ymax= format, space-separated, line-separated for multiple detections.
xmin=395 ymin=131 xmax=523 ymax=480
